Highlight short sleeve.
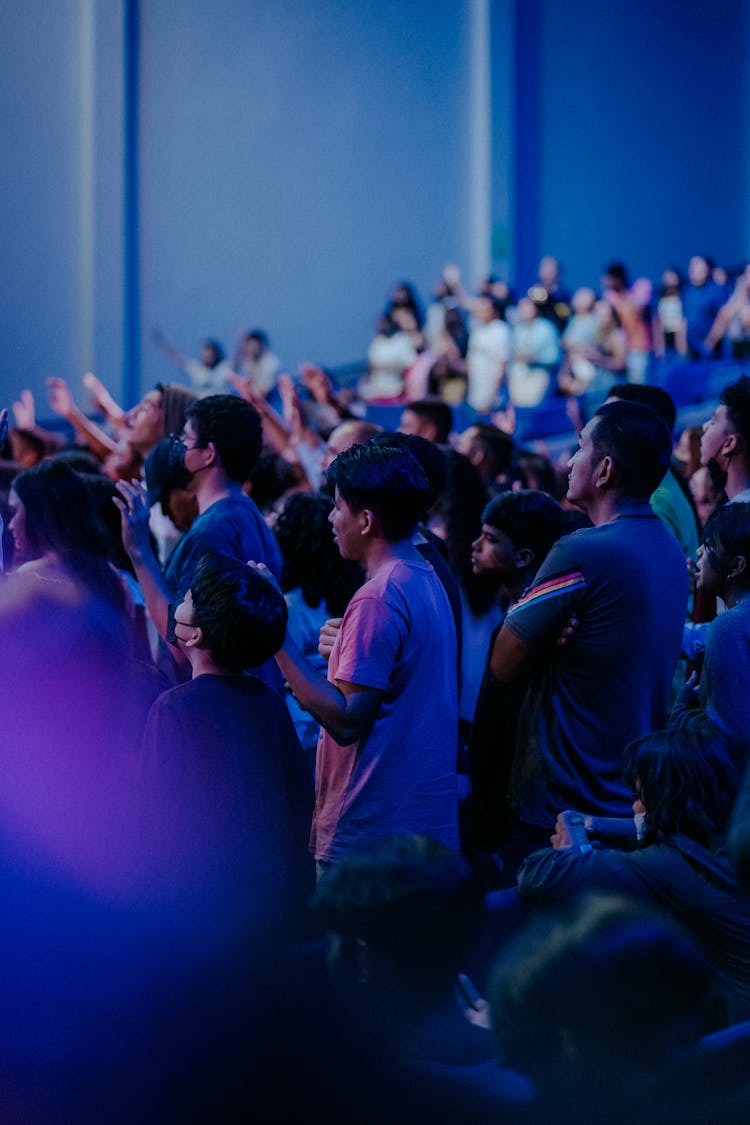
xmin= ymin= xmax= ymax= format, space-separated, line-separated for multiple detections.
xmin=334 ymin=593 xmax=404 ymax=691
xmin=503 ymin=541 xmax=586 ymax=647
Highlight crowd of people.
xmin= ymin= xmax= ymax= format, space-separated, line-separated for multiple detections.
xmin=3 ymin=258 xmax=750 ymax=1122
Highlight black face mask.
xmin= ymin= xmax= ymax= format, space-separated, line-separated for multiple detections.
xmin=167 ymin=435 xmax=195 ymax=490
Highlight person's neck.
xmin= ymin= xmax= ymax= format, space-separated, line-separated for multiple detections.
xmin=724 ymin=584 xmax=750 ymax=610
xmin=194 ymin=472 xmax=243 ymax=514
xmin=189 ymin=649 xmax=241 ymax=678
xmin=584 ymin=492 xmax=652 ymax=527
xmin=724 ymin=461 xmax=750 ymax=501
xmin=363 ymin=535 xmax=422 ymax=580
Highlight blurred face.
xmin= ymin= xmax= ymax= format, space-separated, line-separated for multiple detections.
xmin=127 ymin=389 xmax=164 ymax=453
xmin=662 ymin=269 xmax=680 ymax=290
xmin=8 ymin=489 xmax=29 ymax=561
xmin=322 ymin=423 xmax=361 ymax=473
xmin=471 ymin=523 xmax=516 ymax=575
xmin=689 ymin=467 xmax=720 ymax=527
xmin=689 ymin=256 xmax=710 ymax=286
xmin=200 ymin=343 xmax=219 ymax=367
xmin=539 ymin=256 xmax=559 ymax=288
xmin=567 ymin=418 xmax=603 ymax=509
xmin=572 ymin=287 xmax=596 ymax=314
xmin=700 ymin=404 xmax=733 ymax=468
xmin=329 ymin=488 xmax=363 ymax=561
xmin=475 ymin=296 xmax=496 ymax=324
xmin=594 ymin=299 xmax=614 ymax=327
xmin=517 ymin=297 xmax=537 ymax=323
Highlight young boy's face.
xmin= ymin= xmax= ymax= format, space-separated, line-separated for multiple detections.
xmin=471 ymin=523 xmax=516 ymax=576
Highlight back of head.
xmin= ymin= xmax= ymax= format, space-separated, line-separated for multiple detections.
xmin=482 ymin=489 xmax=567 ymax=568
xmin=721 ymin=373 xmax=750 ymax=451
xmin=468 ymin=423 xmax=514 ymax=479
xmin=623 ymin=727 xmax=740 ymax=848
xmin=402 ymin=399 xmax=453 ymax=444
xmin=608 ymin=383 xmax=677 ymax=438
xmin=489 ymin=894 xmax=710 ymax=1104
xmin=186 ymin=394 xmax=263 ymax=483
xmin=371 ymin=430 xmax=447 ymax=512
xmin=314 ymin=835 xmax=481 ymax=999
xmin=327 ymin=442 xmax=430 ymax=541
xmin=702 ymin=501 xmax=750 ymax=592
xmin=273 ymin=492 xmax=363 ymax=616
xmin=592 ymin=400 xmax=672 ymax=498
xmin=190 ymin=552 xmax=288 ymax=670
xmin=13 ymin=458 xmax=109 ymax=561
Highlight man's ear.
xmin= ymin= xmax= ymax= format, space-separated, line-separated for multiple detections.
xmin=595 ymin=455 xmax=615 ymax=488
xmin=185 ymin=625 xmax=204 ymax=648
xmin=723 ymin=432 xmax=740 ymax=458
xmin=361 ymin=508 xmax=376 ymax=537
xmin=198 ymin=440 xmax=218 ymax=469
xmin=514 ymin=547 xmax=534 ymax=569
xmin=728 ymin=554 xmax=747 ymax=583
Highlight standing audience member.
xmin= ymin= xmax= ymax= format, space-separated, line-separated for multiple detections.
xmin=489 ymin=401 xmax=688 ymax=861
xmin=115 ymin=395 xmax=281 ymax=641
xmin=466 ymin=297 xmax=512 ymax=414
xmin=700 ymin=373 xmax=750 ymax=503
xmin=266 ymin=443 xmax=459 ymax=869
xmin=140 ymin=552 xmax=313 ymax=941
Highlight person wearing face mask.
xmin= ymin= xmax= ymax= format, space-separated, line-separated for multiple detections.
xmin=141 ymin=551 xmax=313 ymax=945
xmin=115 ymin=394 xmax=283 ymax=685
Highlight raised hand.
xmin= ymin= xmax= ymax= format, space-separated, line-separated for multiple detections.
xmin=83 ymin=371 xmax=125 ymax=424
xmin=300 ymin=362 xmax=333 ymax=404
xmin=46 ymin=377 xmax=76 ymax=419
xmin=113 ymin=478 xmax=152 ymax=562
xmin=12 ymin=389 xmax=36 ymax=431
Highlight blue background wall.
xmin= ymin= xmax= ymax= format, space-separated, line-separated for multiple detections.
xmin=0 ymin=0 xmax=748 ymax=410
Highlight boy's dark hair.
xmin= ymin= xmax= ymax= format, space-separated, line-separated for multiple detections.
xmin=247 ymin=328 xmax=269 ymax=348
xmin=371 ymin=431 xmax=447 ymax=511
xmin=481 ymin=490 xmax=567 ymax=567
xmin=190 ymin=552 xmax=288 ymax=670
xmin=607 ymin=383 xmax=677 ymax=437
xmin=186 ymin=395 xmax=263 ymax=483
xmin=701 ymin=501 xmax=750 ymax=590
xmin=314 ymin=835 xmax=481 ymax=998
xmin=623 ymin=728 xmax=739 ymax=849
xmin=402 ymin=399 xmax=453 ymax=444
xmin=591 ymin=400 xmax=671 ymax=498
xmin=327 ymin=443 xmax=430 ymax=541
xmin=468 ymin=423 xmax=515 ymax=479
xmin=721 ymin=373 xmax=750 ymax=450
xmin=203 ymin=338 xmax=225 ymax=366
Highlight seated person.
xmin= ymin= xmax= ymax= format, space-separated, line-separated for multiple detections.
xmin=516 ymin=727 xmax=750 ymax=1022
xmin=140 ymin=552 xmax=314 ymax=946
xmin=489 ymin=894 xmax=712 ymax=1120
xmin=314 ymin=835 xmax=531 ymax=1109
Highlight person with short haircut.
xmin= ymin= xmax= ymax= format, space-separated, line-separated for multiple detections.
xmin=116 ymin=394 xmax=282 ymax=644
xmin=398 ymin=399 xmax=453 ymax=445
xmin=140 ymin=551 xmax=313 ymax=940
xmin=456 ymin=422 xmax=515 ymax=490
xmin=490 ymin=401 xmax=688 ymax=855
xmin=700 ymin=373 xmax=750 ymax=503
xmin=269 ymin=443 xmax=459 ymax=867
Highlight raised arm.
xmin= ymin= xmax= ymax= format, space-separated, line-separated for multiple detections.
xmin=113 ymin=478 xmax=175 ymax=639
xmin=47 ymin=377 xmax=118 ymax=458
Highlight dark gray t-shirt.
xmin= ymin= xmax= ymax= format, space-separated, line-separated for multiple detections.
xmin=504 ymin=513 xmax=688 ymax=827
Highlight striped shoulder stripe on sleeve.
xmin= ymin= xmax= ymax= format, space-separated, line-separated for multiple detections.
xmin=506 ymin=571 xmax=586 ymax=617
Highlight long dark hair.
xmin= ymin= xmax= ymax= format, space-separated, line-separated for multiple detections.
xmin=12 ymin=459 xmax=126 ymax=612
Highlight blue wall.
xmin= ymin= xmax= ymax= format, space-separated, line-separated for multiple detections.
xmin=511 ymin=0 xmax=750 ymax=291
xmin=0 ymin=1 xmax=748 ymax=411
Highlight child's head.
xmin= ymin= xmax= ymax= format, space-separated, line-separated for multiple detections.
xmin=173 ymin=552 xmax=287 ymax=671
xmin=697 ymin=502 xmax=750 ymax=599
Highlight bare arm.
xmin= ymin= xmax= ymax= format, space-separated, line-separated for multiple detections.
xmin=489 ymin=624 xmax=536 ymax=683
xmin=47 ymin=377 xmax=118 ymax=458
xmin=275 ymin=631 xmax=383 ymax=745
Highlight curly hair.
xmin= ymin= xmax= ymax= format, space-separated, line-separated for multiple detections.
xmin=273 ymin=493 xmax=363 ymax=616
